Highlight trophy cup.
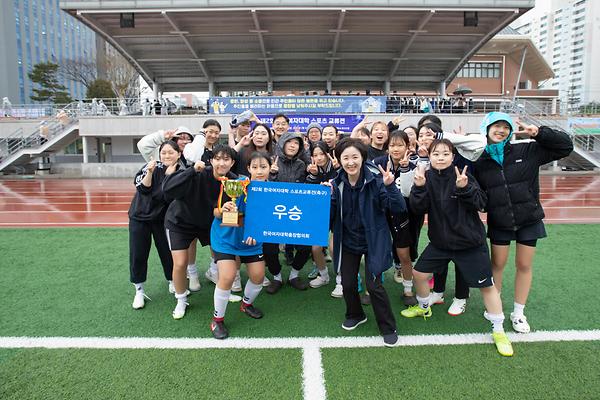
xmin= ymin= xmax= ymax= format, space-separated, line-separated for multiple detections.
xmin=219 ymin=178 xmax=250 ymax=227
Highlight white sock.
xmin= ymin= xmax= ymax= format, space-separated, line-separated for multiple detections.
xmin=336 ymin=273 xmax=342 ymax=285
xmin=513 ymin=302 xmax=525 ymax=318
xmin=134 ymin=283 xmax=144 ymax=292
xmin=289 ymin=269 xmax=299 ymax=280
xmin=273 ymin=273 xmax=282 ymax=282
xmin=187 ymin=264 xmax=198 ymax=276
xmin=175 ymin=290 xmax=188 ymax=302
xmin=403 ymin=279 xmax=413 ymax=294
xmin=485 ymin=312 xmax=505 ymax=333
xmin=243 ymin=280 xmax=263 ymax=305
xmin=210 ymin=259 xmax=218 ymax=273
xmin=416 ymin=294 xmax=430 ymax=309
xmin=213 ymin=287 xmax=231 ymax=319
xmin=319 ymin=268 xmax=330 ymax=280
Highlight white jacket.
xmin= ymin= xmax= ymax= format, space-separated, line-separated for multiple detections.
xmin=137 ymin=130 xmax=206 ymax=164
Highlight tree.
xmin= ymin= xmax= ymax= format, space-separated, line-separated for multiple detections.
xmin=28 ymin=62 xmax=73 ymax=103
xmin=60 ymin=58 xmax=98 ymax=90
xmin=86 ymin=79 xmax=116 ymax=99
xmin=104 ymin=52 xmax=140 ymax=103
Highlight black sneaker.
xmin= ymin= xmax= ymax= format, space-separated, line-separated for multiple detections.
xmin=383 ymin=332 xmax=399 ymax=347
xmin=289 ymin=277 xmax=308 ymax=291
xmin=240 ymin=303 xmax=264 ymax=319
xmin=341 ymin=316 xmax=367 ymax=331
xmin=266 ymin=280 xmax=283 ymax=294
xmin=210 ymin=319 xmax=229 ymax=340
xmin=402 ymin=293 xmax=418 ymax=307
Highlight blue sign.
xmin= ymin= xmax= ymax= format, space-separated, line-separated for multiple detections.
xmin=209 ymin=96 xmax=386 ymax=114
xmin=257 ymin=114 xmax=365 ymax=134
xmin=244 ymin=181 xmax=331 ymax=246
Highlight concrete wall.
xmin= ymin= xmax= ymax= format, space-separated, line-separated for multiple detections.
xmin=51 ymin=162 xmax=141 ymax=178
xmin=0 ymin=120 xmax=45 ymax=138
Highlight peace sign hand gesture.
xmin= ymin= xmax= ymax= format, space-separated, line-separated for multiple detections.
xmin=399 ymin=150 xmax=410 ymax=168
xmin=327 ymin=152 xmax=339 ymax=169
xmin=378 ymin=162 xmax=395 ymax=186
xmin=239 ymin=131 xmax=254 ymax=147
xmin=307 ymin=156 xmax=318 ymax=175
xmin=455 ymin=165 xmax=468 ymax=189
xmin=414 ymin=164 xmax=426 ymax=187
xmin=270 ymin=156 xmax=279 ymax=174
xmin=514 ymin=119 xmax=539 ymax=138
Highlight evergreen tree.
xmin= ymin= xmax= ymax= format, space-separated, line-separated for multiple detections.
xmin=86 ymin=79 xmax=116 ymax=99
xmin=28 ymin=62 xmax=72 ymax=103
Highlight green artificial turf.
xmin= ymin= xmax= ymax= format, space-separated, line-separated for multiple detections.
xmin=0 ymin=348 xmax=302 ymax=400
xmin=0 ymin=225 xmax=599 ymax=338
xmin=322 ymin=341 xmax=600 ymax=400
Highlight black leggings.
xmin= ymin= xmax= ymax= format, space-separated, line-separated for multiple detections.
xmin=263 ymin=243 xmax=311 ymax=276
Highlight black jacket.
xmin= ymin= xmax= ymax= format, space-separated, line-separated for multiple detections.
xmin=305 ymin=160 xmax=337 ymax=184
xmin=128 ymin=162 xmax=171 ymax=221
xmin=162 ymin=166 xmax=236 ymax=233
xmin=473 ymin=126 xmax=573 ymax=231
xmin=410 ymin=165 xmax=487 ymax=250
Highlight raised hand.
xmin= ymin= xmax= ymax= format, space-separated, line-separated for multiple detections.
xmin=378 ymin=163 xmax=395 ymax=186
xmin=327 ymin=152 xmax=340 ymax=169
xmin=239 ymin=131 xmax=254 ymax=147
xmin=399 ymin=150 xmax=410 ymax=168
xmin=194 ymin=160 xmax=206 ymax=172
xmin=414 ymin=164 xmax=426 ymax=187
xmin=147 ymin=159 xmax=157 ymax=173
xmin=453 ymin=125 xmax=465 ymax=136
xmin=164 ymin=129 xmax=177 ymax=140
xmin=165 ymin=163 xmax=178 ymax=175
xmin=417 ymin=142 xmax=429 ymax=158
xmin=455 ymin=165 xmax=468 ymax=188
xmin=392 ymin=115 xmax=406 ymax=126
xmin=307 ymin=156 xmax=318 ymax=175
xmin=270 ymin=156 xmax=279 ymax=174
xmin=514 ymin=119 xmax=539 ymax=138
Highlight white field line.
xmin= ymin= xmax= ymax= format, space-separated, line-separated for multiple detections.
xmin=302 ymin=346 xmax=327 ymax=400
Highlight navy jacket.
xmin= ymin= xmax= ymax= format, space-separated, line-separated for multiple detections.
xmin=331 ymin=162 xmax=406 ymax=277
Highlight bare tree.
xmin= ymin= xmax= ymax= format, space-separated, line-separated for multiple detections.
xmin=104 ymin=52 xmax=140 ymax=104
xmin=60 ymin=59 xmax=98 ymax=90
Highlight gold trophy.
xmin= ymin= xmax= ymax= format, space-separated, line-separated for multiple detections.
xmin=219 ymin=178 xmax=250 ymax=227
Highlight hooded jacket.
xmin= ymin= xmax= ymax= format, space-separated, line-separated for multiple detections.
xmin=128 ymin=162 xmax=171 ymax=221
xmin=270 ymin=131 xmax=307 ymax=183
xmin=331 ymin=162 xmax=406 ymax=277
xmin=410 ymin=165 xmax=487 ymax=250
xmin=474 ymin=113 xmax=573 ymax=231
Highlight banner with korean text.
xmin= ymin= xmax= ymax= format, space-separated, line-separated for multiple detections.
xmin=244 ymin=181 xmax=331 ymax=246
xmin=257 ymin=114 xmax=364 ymax=134
xmin=209 ymin=96 xmax=386 ymax=114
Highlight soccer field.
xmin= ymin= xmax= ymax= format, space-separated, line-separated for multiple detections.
xmin=1 ymin=225 xmax=600 ymax=399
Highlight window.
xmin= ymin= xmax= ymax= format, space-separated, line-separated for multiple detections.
xmin=64 ymin=138 xmax=83 ymax=155
xmin=456 ymin=62 xmax=501 ymax=78
xmin=132 ymin=139 xmax=141 ymax=154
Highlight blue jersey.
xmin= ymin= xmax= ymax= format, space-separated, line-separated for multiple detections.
xmin=210 ymin=194 xmax=263 ymax=256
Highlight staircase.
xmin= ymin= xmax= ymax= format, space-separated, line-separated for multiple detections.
xmin=0 ymin=103 xmax=80 ymax=172
xmin=502 ymin=99 xmax=600 ymax=170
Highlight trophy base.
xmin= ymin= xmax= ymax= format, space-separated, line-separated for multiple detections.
xmin=221 ymin=212 xmax=244 ymax=227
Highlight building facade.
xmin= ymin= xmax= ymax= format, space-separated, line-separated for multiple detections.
xmin=512 ymin=0 xmax=600 ymax=107
xmin=0 ymin=0 xmax=97 ymax=104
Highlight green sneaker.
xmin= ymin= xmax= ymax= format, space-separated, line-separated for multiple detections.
xmin=307 ymin=265 xmax=319 ymax=279
xmin=400 ymin=304 xmax=432 ymax=319
xmin=492 ymin=332 xmax=514 ymax=357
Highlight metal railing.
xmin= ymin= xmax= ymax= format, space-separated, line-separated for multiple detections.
xmin=1 ymin=98 xmax=141 ymax=119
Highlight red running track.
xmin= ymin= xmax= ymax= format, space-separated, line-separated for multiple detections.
xmin=1 ymin=176 xmax=600 ymax=227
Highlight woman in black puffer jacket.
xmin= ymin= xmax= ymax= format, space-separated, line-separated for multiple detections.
xmin=474 ymin=112 xmax=573 ymax=334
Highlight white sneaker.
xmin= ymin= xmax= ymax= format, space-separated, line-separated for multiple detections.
xmin=229 ymin=294 xmax=242 ymax=302
xmin=429 ymin=292 xmax=445 ymax=305
xmin=172 ymin=300 xmax=188 ymax=320
xmin=188 ymin=272 xmax=201 ymax=292
xmin=205 ymin=268 xmax=218 ymax=285
xmin=262 ymin=276 xmax=271 ymax=287
xmin=331 ymin=283 xmax=343 ymax=298
xmin=393 ymin=266 xmax=403 ymax=284
xmin=447 ymin=297 xmax=467 ymax=316
xmin=132 ymin=291 xmax=150 ymax=309
xmin=168 ymin=281 xmax=175 ymax=294
xmin=309 ymin=275 xmax=330 ymax=288
xmin=232 ymin=271 xmax=242 ymax=292
xmin=510 ymin=313 xmax=531 ymax=333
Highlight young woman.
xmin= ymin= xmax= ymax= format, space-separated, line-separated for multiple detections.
xmin=306 ymin=122 xmax=323 ymax=144
xmin=330 ymin=138 xmax=405 ymax=347
xmin=473 ymin=112 xmax=573 ymax=333
xmin=200 ymin=119 xmax=222 ymax=164
xmin=128 ymin=140 xmax=180 ymax=309
xmin=305 ymin=141 xmax=338 ymax=289
xmin=233 ymin=122 xmax=274 ymax=177
xmin=403 ymin=139 xmax=513 ymax=357
xmin=209 ymin=152 xmax=271 ymax=339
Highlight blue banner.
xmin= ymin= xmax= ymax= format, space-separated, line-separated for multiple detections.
xmin=244 ymin=181 xmax=331 ymax=246
xmin=209 ymin=96 xmax=386 ymax=114
xmin=257 ymin=114 xmax=365 ymax=134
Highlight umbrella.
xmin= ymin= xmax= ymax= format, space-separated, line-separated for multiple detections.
xmin=453 ymin=86 xmax=473 ymax=95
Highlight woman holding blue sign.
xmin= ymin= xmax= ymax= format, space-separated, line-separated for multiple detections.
xmin=329 ymin=138 xmax=406 ymax=347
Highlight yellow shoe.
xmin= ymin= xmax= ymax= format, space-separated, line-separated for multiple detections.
xmin=400 ymin=304 xmax=432 ymax=319
xmin=492 ymin=332 xmax=514 ymax=357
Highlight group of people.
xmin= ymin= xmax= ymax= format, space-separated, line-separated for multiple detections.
xmin=127 ymin=109 xmax=573 ymax=356
xmin=386 ymin=93 xmax=473 ymax=114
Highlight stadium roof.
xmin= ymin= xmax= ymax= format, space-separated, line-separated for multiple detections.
xmin=61 ymin=0 xmax=535 ymax=93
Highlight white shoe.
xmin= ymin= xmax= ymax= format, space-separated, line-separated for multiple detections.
xmin=205 ymin=268 xmax=218 ymax=285
xmin=132 ymin=291 xmax=150 ymax=309
xmin=172 ymin=300 xmax=188 ymax=319
xmin=229 ymin=294 xmax=242 ymax=303
xmin=309 ymin=275 xmax=330 ymax=288
xmin=447 ymin=298 xmax=467 ymax=316
xmin=331 ymin=283 xmax=343 ymax=298
xmin=187 ymin=272 xmax=201 ymax=292
xmin=510 ymin=312 xmax=531 ymax=333
xmin=262 ymin=276 xmax=271 ymax=287
xmin=429 ymin=292 xmax=445 ymax=305
xmin=232 ymin=271 xmax=242 ymax=292
xmin=393 ymin=265 xmax=403 ymax=284
xmin=168 ymin=281 xmax=175 ymax=294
